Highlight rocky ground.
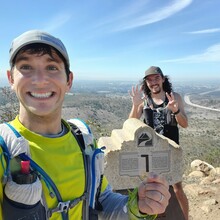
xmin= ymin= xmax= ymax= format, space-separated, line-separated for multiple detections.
xmin=183 ymin=160 xmax=220 ymax=220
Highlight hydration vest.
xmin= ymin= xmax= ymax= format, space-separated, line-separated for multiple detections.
xmin=0 ymin=118 xmax=105 ymax=220
xmin=143 ymin=96 xmax=179 ymax=144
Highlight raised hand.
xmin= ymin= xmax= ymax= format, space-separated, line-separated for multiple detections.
xmin=166 ymin=92 xmax=179 ymax=113
xmin=129 ymin=85 xmax=145 ymax=106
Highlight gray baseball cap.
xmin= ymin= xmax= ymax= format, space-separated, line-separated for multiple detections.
xmin=144 ymin=66 xmax=164 ymax=77
xmin=9 ymin=30 xmax=70 ymax=67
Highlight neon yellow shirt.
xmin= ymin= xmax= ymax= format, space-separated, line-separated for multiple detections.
xmin=0 ymin=116 xmax=108 ymax=219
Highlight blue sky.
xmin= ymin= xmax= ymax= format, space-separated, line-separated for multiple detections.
xmin=1 ymin=0 xmax=220 ymax=83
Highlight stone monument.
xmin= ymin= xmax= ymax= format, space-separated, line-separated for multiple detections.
xmin=98 ymin=118 xmax=184 ymax=190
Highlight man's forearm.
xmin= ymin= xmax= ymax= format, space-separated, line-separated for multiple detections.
xmin=175 ymin=111 xmax=188 ymax=128
xmin=129 ymin=105 xmax=141 ymax=119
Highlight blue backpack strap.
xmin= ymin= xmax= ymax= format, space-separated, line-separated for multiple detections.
xmin=68 ymin=118 xmax=93 ymax=220
xmin=0 ymin=136 xmax=11 ymax=184
xmin=0 ymin=123 xmax=87 ymax=220
xmin=0 ymin=123 xmax=29 ymax=184
xmin=67 ymin=119 xmax=105 ymax=211
xmin=18 ymin=153 xmax=83 ymax=220
xmin=0 ymin=120 xmax=104 ymax=220
xmin=5 ymin=123 xmax=21 ymax=138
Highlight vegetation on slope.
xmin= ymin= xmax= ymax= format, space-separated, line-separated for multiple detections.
xmin=0 ymin=87 xmax=219 ymax=172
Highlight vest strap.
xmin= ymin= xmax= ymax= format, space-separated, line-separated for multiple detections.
xmin=48 ymin=194 xmax=87 ymax=217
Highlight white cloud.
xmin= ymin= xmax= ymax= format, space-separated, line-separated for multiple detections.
xmin=92 ymin=0 xmax=149 ymax=29
xmin=92 ymin=0 xmax=193 ymax=33
xmin=43 ymin=13 xmax=72 ymax=32
xmin=186 ymin=28 xmax=220 ymax=34
xmin=161 ymin=43 xmax=220 ymax=63
xmin=114 ymin=0 xmax=193 ymax=31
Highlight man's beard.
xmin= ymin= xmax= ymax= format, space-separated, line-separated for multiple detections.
xmin=150 ymin=85 xmax=161 ymax=94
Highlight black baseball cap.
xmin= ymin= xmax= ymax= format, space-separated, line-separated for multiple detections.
xmin=144 ymin=66 xmax=164 ymax=77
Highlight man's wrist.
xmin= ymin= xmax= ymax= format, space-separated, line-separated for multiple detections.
xmin=127 ymin=188 xmax=157 ymax=220
xmin=173 ymin=109 xmax=180 ymax=115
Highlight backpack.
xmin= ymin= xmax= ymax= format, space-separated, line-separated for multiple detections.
xmin=143 ymin=97 xmax=179 ymax=144
xmin=0 ymin=118 xmax=105 ymax=220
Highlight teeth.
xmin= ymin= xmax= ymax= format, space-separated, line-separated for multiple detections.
xmin=31 ymin=92 xmax=52 ymax=98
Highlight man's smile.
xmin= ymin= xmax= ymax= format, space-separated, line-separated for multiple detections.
xmin=29 ymin=92 xmax=54 ymax=98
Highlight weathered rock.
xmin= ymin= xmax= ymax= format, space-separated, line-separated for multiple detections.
xmin=213 ymin=178 xmax=220 ymax=184
xmin=215 ymin=167 xmax=220 ymax=176
xmin=189 ymin=170 xmax=205 ymax=177
xmin=191 ymin=159 xmax=215 ymax=176
xmin=200 ymin=205 xmax=212 ymax=213
xmin=184 ymin=184 xmax=204 ymax=197
xmin=98 ymin=118 xmax=184 ymax=190
xmin=203 ymin=199 xmax=218 ymax=206
xmin=200 ymin=176 xmax=215 ymax=185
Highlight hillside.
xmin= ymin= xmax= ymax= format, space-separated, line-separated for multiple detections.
xmin=1 ymin=81 xmax=220 ymax=219
xmin=62 ymin=91 xmax=220 ymax=170
xmin=62 ymin=91 xmax=220 ymax=220
xmin=0 ymin=81 xmax=219 ymax=171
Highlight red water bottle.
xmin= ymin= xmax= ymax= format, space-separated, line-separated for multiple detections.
xmin=21 ymin=160 xmax=30 ymax=174
xmin=12 ymin=160 xmax=37 ymax=184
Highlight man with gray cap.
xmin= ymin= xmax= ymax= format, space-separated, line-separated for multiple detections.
xmin=0 ymin=31 xmax=170 ymax=220
xmin=129 ymin=66 xmax=188 ymax=220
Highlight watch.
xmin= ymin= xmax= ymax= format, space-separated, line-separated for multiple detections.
xmin=173 ymin=109 xmax=180 ymax=115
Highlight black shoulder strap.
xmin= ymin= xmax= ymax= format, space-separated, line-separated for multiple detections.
xmin=68 ymin=121 xmax=86 ymax=150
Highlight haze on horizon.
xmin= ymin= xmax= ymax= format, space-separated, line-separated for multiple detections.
xmin=1 ymin=0 xmax=220 ymax=82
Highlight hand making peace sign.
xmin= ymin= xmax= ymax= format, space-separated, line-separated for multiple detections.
xmin=166 ymin=92 xmax=179 ymax=113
